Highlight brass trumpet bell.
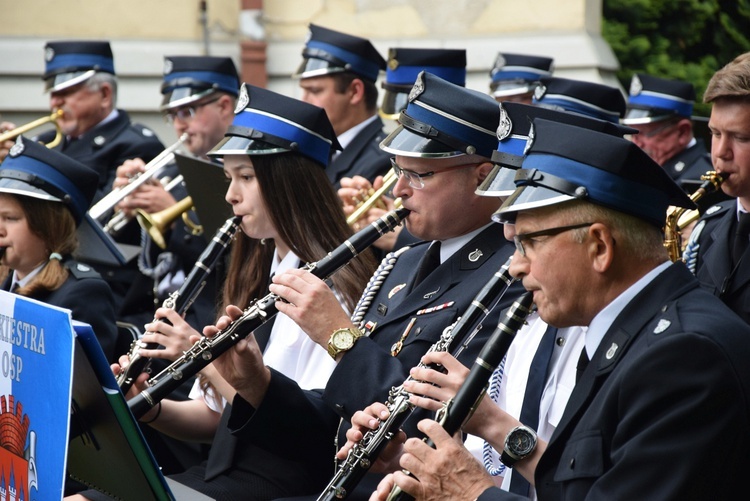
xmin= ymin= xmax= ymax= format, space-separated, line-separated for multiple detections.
xmin=136 ymin=196 xmax=203 ymax=249
xmin=0 ymin=110 xmax=64 ymax=149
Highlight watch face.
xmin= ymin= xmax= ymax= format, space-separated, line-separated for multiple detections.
xmin=333 ymin=329 xmax=355 ymax=350
xmin=509 ymin=429 xmax=536 ymax=456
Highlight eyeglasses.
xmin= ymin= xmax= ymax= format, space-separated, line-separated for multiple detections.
xmin=513 ymin=222 xmax=593 ymax=257
xmin=390 ymin=158 xmax=478 ymax=189
xmin=163 ymin=97 xmax=221 ymax=124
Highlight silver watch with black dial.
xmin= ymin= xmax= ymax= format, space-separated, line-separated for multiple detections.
xmin=500 ymin=425 xmax=537 ymax=468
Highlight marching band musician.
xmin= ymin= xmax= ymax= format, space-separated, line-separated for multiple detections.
xmin=70 ymin=83 xmax=377 ymax=501
xmin=204 ymin=72 xmax=524 ymax=500
xmin=294 ymin=24 xmax=392 ymax=189
xmin=622 ymin=73 xmax=713 ymax=185
xmin=369 ymin=119 xmax=750 ymax=501
xmin=684 ymin=53 xmax=750 ymax=325
xmin=113 ymin=55 xmax=239 ymax=330
xmin=0 ymin=137 xmax=117 ymax=362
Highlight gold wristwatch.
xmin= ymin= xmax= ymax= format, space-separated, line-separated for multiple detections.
xmin=327 ymin=327 xmax=363 ymax=359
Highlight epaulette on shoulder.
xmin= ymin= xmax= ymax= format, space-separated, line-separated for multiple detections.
xmin=65 ymin=260 xmax=102 ymax=280
xmin=133 ymin=123 xmax=156 ymax=138
xmin=701 ymin=200 xmax=733 ymax=220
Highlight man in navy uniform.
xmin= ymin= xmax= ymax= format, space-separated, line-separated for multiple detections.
xmin=294 ymin=24 xmax=391 ymax=189
xmin=684 ymin=53 xmax=750 ymax=325
xmin=622 ymin=73 xmax=712 ymax=184
xmin=489 ymin=53 xmax=554 ymax=104
xmin=32 ymin=40 xmax=164 ymax=202
xmin=206 ymin=72 xmax=523 ymax=500
xmin=370 ymin=118 xmax=750 ymax=501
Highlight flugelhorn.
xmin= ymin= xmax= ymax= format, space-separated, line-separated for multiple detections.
xmin=128 ymin=207 xmax=410 ymax=419
xmin=0 ymin=110 xmax=64 ymax=149
xmin=347 ymin=169 xmax=401 ymax=226
xmin=664 ymin=170 xmax=724 ymax=262
xmin=117 ymin=216 xmax=241 ymax=394
xmin=136 ymin=195 xmax=203 ymax=249
xmin=88 ymin=133 xmax=188 ymax=229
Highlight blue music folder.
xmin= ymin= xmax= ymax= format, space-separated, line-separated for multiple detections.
xmin=0 ymin=290 xmax=74 ymax=500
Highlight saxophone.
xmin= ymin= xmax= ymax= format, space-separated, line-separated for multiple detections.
xmin=386 ymin=291 xmax=535 ymax=501
xmin=128 ymin=208 xmax=410 ymax=419
xmin=317 ymin=257 xmax=516 ymax=501
xmin=664 ymin=170 xmax=724 ymax=262
xmin=117 ymin=216 xmax=241 ymax=393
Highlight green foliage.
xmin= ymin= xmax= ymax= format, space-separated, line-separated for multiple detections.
xmin=603 ymin=0 xmax=750 ymax=117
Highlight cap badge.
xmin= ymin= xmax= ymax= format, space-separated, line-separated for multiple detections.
xmin=496 ymin=104 xmax=512 ymax=141
xmin=235 ymin=83 xmax=250 ymax=114
xmin=494 ymin=54 xmax=506 ymax=70
xmin=45 ymin=47 xmax=55 ymax=62
xmin=388 ymin=50 xmax=399 ymax=71
xmin=468 ymin=249 xmax=483 ymax=262
xmin=523 ymin=122 xmax=535 ymax=155
xmin=533 ymin=84 xmax=546 ymax=102
xmin=163 ymin=59 xmax=174 ymax=75
xmin=408 ymin=72 xmax=425 ymax=103
xmin=630 ymin=75 xmax=643 ymax=96
xmin=9 ymin=137 xmax=24 ymax=158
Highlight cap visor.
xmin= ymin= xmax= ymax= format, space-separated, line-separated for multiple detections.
xmin=292 ymin=58 xmax=345 ymax=79
xmin=160 ymin=88 xmax=216 ymax=111
xmin=379 ymin=125 xmax=463 ymax=158
xmin=0 ymin=178 xmax=62 ymax=203
xmin=493 ymin=184 xmax=575 ymax=223
xmin=492 ymin=82 xmax=535 ymax=98
xmin=379 ymin=90 xmax=409 ymax=120
xmin=44 ymin=70 xmax=95 ymax=93
xmin=621 ymin=108 xmax=674 ymax=125
xmin=476 ymin=165 xmax=517 ymax=197
xmin=208 ymin=135 xmax=291 ymax=158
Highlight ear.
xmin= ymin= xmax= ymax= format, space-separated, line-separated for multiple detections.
xmin=348 ymin=78 xmax=366 ymax=106
xmin=476 ymin=161 xmax=495 ymax=185
xmin=217 ymin=94 xmax=235 ymax=117
xmin=587 ymin=223 xmax=615 ymax=273
xmin=676 ymin=118 xmax=693 ymax=144
xmin=99 ymin=82 xmax=113 ymax=107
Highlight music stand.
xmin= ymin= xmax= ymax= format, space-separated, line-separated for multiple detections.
xmin=174 ymin=153 xmax=233 ymax=242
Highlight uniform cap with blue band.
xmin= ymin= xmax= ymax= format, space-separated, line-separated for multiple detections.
xmin=0 ymin=137 xmax=98 ymax=226
xmin=477 ymin=102 xmax=638 ymax=197
xmin=380 ymin=71 xmax=499 ymax=159
xmin=43 ymin=40 xmax=115 ymax=93
xmin=489 ymin=53 xmax=554 ymax=98
xmin=494 ymin=118 xmax=695 ymax=227
xmin=160 ymin=56 xmax=240 ymax=111
xmin=380 ymin=48 xmax=467 ymax=120
xmin=622 ymin=73 xmax=696 ymax=125
xmin=208 ymin=83 xmax=341 ymax=168
xmin=293 ymin=24 xmax=385 ymax=83
xmin=532 ymin=77 xmax=626 ymax=124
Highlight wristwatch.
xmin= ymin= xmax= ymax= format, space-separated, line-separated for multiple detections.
xmin=327 ymin=327 xmax=363 ymax=359
xmin=500 ymin=425 xmax=537 ymax=468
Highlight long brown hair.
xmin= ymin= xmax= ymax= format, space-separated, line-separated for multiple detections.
xmin=0 ymin=195 xmax=77 ymax=296
xmin=220 ymin=152 xmax=377 ymax=315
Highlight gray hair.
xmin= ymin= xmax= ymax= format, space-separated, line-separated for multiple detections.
xmin=85 ymin=72 xmax=118 ymax=105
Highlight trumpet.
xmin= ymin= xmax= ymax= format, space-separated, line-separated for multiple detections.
xmin=88 ymin=133 xmax=188 ymax=230
xmin=347 ymin=169 xmax=401 ymax=226
xmin=136 ymin=195 xmax=203 ymax=249
xmin=0 ymin=110 xmax=64 ymax=149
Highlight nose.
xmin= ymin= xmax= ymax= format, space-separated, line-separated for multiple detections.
xmin=508 ymin=249 xmax=528 ymax=279
xmin=392 ymin=170 xmax=412 ymax=199
xmin=712 ymin=134 xmax=731 ymax=161
xmin=49 ymin=94 xmax=64 ymax=110
xmin=225 ymin=180 xmax=239 ymax=206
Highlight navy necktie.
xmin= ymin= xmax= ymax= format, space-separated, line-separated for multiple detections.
xmin=732 ymin=212 xmax=750 ymax=267
xmin=509 ymin=324 xmax=558 ymax=495
xmin=412 ymin=241 xmax=441 ymax=289
xmin=576 ymin=345 xmax=590 ymax=384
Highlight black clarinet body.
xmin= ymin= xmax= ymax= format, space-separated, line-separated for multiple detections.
xmin=317 ymin=258 xmax=517 ymax=501
xmin=129 ymin=208 xmax=409 ymax=419
xmin=386 ymin=291 xmax=534 ymax=501
xmin=117 ymin=216 xmax=241 ymax=393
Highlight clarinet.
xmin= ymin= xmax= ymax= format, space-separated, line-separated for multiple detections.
xmin=129 ymin=208 xmax=410 ymax=419
xmin=117 ymin=216 xmax=242 ymax=393
xmin=386 ymin=291 xmax=534 ymax=501
xmin=317 ymin=257 xmax=516 ymax=501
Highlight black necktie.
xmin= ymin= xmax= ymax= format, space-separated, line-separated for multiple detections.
xmin=732 ymin=212 xmax=750 ymax=266
xmin=413 ymin=241 xmax=441 ymax=288
xmin=509 ymin=325 xmax=558 ymax=496
xmin=576 ymin=346 xmax=590 ymax=384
